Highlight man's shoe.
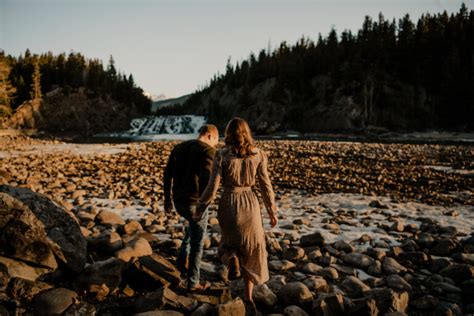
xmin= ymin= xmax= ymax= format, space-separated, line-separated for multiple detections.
xmin=188 ymin=281 xmax=211 ymax=292
xmin=227 ymin=256 xmax=241 ymax=280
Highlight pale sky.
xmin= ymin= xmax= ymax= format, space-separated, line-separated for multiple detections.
xmin=1 ymin=0 xmax=470 ymax=98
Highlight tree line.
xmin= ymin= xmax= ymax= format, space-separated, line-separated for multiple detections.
xmin=162 ymin=4 xmax=473 ymax=132
xmin=0 ymin=50 xmax=151 ymax=118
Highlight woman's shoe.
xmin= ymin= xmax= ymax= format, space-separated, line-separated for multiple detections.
xmin=227 ymin=256 xmax=241 ymax=280
xmin=243 ymin=299 xmax=260 ymax=316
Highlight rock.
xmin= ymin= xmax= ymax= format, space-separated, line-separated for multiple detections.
xmin=385 ymin=275 xmax=412 ymax=292
xmin=130 ymin=253 xmax=181 ymax=288
xmin=300 ymin=232 xmax=325 ymax=247
xmin=383 ymin=257 xmax=407 ymax=275
xmin=89 ymin=283 xmax=110 ymax=301
xmin=432 ymin=282 xmax=462 ymax=293
xmin=410 ymin=295 xmax=439 ymax=310
xmin=340 ymin=276 xmax=371 ymax=298
xmin=430 ymin=239 xmax=459 ymax=256
xmin=341 ymin=252 xmax=374 ymax=269
xmin=134 ymin=311 xmax=184 ymax=316
xmin=439 ymin=263 xmax=474 ymax=283
xmin=369 ymin=200 xmax=388 ymax=209
xmin=391 ymin=221 xmax=404 ymax=232
xmin=191 ymin=303 xmax=214 ymax=316
xmin=0 ymin=186 xmax=87 ymax=273
xmin=334 ymin=240 xmax=355 ymax=253
xmin=331 ymin=263 xmax=356 ymax=276
xmin=7 ymin=277 xmax=53 ymax=303
xmin=0 ymin=255 xmax=52 ymax=281
xmin=319 ymin=254 xmax=337 ymax=266
xmin=366 ymin=288 xmax=409 ymax=313
xmin=96 ymin=210 xmax=126 ymax=226
xmin=266 ymin=275 xmax=287 ymax=294
xmin=214 ymin=298 xmax=245 ymax=316
xmin=452 ymin=252 xmax=474 ymax=265
xmin=326 ymin=292 xmax=347 ymax=315
xmin=269 ymin=260 xmax=296 ymax=272
xmin=75 ymin=258 xmax=124 ymax=294
xmin=434 ymin=302 xmax=463 ymax=316
xmin=417 ymin=233 xmax=435 ymax=248
xmin=347 ymin=297 xmax=379 ymax=316
xmin=301 ymin=262 xmax=323 ymax=275
xmin=121 ymin=220 xmax=143 ymax=235
xmin=293 ymin=218 xmax=310 ymax=226
xmin=366 ymin=248 xmax=386 ymax=261
xmin=253 ymin=284 xmax=278 ymax=307
xmin=428 ymin=258 xmax=451 ymax=273
xmin=284 ymin=305 xmax=310 ymax=316
xmin=303 ymin=276 xmax=329 ymax=292
xmin=33 ymin=288 xmax=78 ymax=316
xmin=64 ymin=301 xmax=97 ymax=315
xmin=0 ymin=263 xmax=9 ymax=291
xmin=368 ymin=260 xmax=382 ymax=277
xmin=397 ymin=251 xmax=429 ymax=265
xmin=89 ymin=230 xmax=123 ymax=253
xmin=317 ymin=267 xmax=339 ymax=281
xmin=323 ymin=223 xmax=340 ymax=231
xmin=278 ymin=282 xmax=313 ymax=306
xmin=284 ymin=231 xmax=300 ymax=241
xmin=116 ymin=237 xmax=152 ymax=262
xmin=283 ymin=246 xmax=305 ymax=261
xmin=134 ymin=287 xmax=198 ymax=313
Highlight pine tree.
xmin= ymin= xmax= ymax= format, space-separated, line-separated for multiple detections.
xmin=0 ymin=54 xmax=16 ymax=118
xmin=30 ymin=59 xmax=42 ymax=101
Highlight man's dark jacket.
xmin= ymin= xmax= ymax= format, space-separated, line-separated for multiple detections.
xmin=163 ymin=140 xmax=216 ymax=205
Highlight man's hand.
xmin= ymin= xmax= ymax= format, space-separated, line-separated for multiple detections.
xmin=193 ymin=204 xmax=206 ymax=221
xmin=165 ymin=200 xmax=173 ymax=213
xmin=269 ymin=212 xmax=278 ymax=228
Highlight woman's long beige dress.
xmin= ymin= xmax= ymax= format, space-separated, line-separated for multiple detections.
xmin=198 ymin=147 xmax=276 ymax=285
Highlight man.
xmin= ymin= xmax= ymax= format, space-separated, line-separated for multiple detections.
xmin=163 ymin=124 xmax=219 ymax=291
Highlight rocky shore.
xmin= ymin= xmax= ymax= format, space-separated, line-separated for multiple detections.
xmin=0 ymin=135 xmax=473 ymax=315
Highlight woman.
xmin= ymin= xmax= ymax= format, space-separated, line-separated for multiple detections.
xmin=194 ymin=117 xmax=278 ymax=306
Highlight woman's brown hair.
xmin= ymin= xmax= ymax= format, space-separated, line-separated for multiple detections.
xmin=224 ymin=118 xmax=256 ymax=158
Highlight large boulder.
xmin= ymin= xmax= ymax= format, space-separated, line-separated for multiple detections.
xmin=0 ymin=185 xmax=87 ymax=273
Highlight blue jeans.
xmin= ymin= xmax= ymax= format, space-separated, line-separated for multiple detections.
xmin=174 ymin=201 xmax=208 ymax=288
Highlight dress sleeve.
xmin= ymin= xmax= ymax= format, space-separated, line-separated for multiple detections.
xmin=257 ymin=149 xmax=277 ymax=215
xmin=198 ymin=149 xmax=222 ymax=210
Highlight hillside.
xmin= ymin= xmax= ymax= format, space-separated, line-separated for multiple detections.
xmin=0 ymin=51 xmax=151 ymax=136
xmin=158 ymin=4 xmax=474 ymax=134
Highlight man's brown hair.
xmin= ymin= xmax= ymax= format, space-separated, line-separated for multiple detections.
xmin=198 ymin=124 xmax=218 ymax=136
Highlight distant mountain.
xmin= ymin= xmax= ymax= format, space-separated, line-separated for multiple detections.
xmin=151 ymin=94 xmax=191 ymax=113
xmin=158 ymin=4 xmax=474 ymax=134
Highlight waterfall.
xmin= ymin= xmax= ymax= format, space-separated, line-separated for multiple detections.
xmin=128 ymin=115 xmax=206 ymax=135
xmin=96 ymin=115 xmax=207 ymax=140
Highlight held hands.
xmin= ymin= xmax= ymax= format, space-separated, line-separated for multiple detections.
xmin=193 ymin=204 xmax=206 ymax=221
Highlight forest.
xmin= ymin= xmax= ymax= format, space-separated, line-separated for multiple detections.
xmin=158 ymin=4 xmax=474 ymax=133
xmin=0 ymin=50 xmax=151 ymax=116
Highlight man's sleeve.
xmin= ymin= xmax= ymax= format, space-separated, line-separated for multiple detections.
xmin=198 ymin=147 xmax=215 ymax=196
xmin=163 ymin=149 xmax=175 ymax=203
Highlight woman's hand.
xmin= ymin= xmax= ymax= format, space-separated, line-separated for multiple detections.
xmin=193 ymin=204 xmax=205 ymax=221
xmin=269 ymin=212 xmax=278 ymax=228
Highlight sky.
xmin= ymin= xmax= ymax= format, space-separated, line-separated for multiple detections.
xmin=1 ymin=0 xmax=470 ymax=99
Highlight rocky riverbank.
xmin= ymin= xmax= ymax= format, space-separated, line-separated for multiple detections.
xmin=0 ymin=135 xmax=473 ymax=315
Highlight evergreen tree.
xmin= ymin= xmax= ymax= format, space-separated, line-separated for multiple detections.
xmin=30 ymin=59 xmax=42 ymax=101
xmin=0 ymin=53 xmax=16 ymax=118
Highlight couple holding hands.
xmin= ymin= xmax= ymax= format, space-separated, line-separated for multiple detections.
xmin=163 ymin=118 xmax=278 ymax=307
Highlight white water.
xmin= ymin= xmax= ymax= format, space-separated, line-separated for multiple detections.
xmin=96 ymin=115 xmax=207 ymax=140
